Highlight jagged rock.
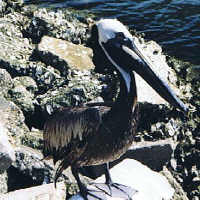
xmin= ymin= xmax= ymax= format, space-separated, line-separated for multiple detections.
xmin=8 ymin=84 xmax=35 ymax=114
xmin=161 ymin=167 xmax=189 ymax=200
xmin=0 ymin=13 xmax=33 ymax=75
xmin=186 ymin=65 xmax=200 ymax=81
xmin=0 ymin=122 xmax=16 ymax=172
xmin=0 ymin=11 xmax=67 ymax=92
xmin=0 ymin=69 xmax=13 ymax=97
xmin=30 ymin=8 xmax=90 ymax=44
xmin=0 ymin=171 xmax=8 ymax=194
xmin=21 ymin=128 xmax=43 ymax=150
xmin=36 ymin=70 xmax=101 ymax=108
xmin=0 ymin=97 xmax=29 ymax=146
xmin=32 ymin=68 xmax=102 ymax=129
xmin=13 ymin=76 xmax=38 ymax=95
xmin=0 ymin=0 xmax=7 ymax=17
xmin=4 ymin=145 xmax=79 ymax=194
xmin=8 ymin=146 xmax=55 ymax=191
xmin=0 ymin=97 xmax=29 ymax=193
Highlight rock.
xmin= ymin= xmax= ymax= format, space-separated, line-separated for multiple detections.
xmin=0 ymin=97 xmax=29 ymax=146
xmin=13 ymin=76 xmax=38 ymax=95
xmin=69 ymin=184 xmax=137 ymax=200
xmin=98 ymin=159 xmax=174 ymax=200
xmin=0 ymin=122 xmax=16 ymax=172
xmin=21 ymin=127 xmax=43 ymax=150
xmin=38 ymin=36 xmax=94 ymax=70
xmin=0 ymin=69 xmax=13 ymax=97
xmin=8 ymin=84 xmax=35 ymax=114
xmin=8 ymin=146 xmax=55 ymax=191
xmin=0 ymin=182 xmax=66 ymax=200
xmin=0 ymin=0 xmax=7 ymax=16
xmin=186 ymin=65 xmax=200 ymax=81
xmin=72 ymin=159 xmax=175 ymax=200
xmin=0 ymin=11 xmax=66 ymax=92
xmin=31 ymin=8 xmax=90 ymax=44
xmin=20 ymin=7 xmax=90 ymax=45
xmin=0 ymin=14 xmax=33 ymax=75
xmin=161 ymin=167 xmax=189 ymax=200
xmin=0 ymin=171 xmax=8 ymax=194
xmin=0 ymin=97 xmax=29 ymax=193
xmin=126 ymin=139 xmax=175 ymax=170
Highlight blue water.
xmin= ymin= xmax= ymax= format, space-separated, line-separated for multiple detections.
xmin=25 ymin=0 xmax=200 ymax=64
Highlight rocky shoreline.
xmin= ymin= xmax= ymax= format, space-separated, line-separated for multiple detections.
xmin=0 ymin=1 xmax=199 ymax=200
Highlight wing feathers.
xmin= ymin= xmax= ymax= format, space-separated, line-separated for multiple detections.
xmin=43 ymin=107 xmax=103 ymax=154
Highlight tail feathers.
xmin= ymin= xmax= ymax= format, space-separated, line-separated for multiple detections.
xmin=54 ymin=160 xmax=70 ymax=188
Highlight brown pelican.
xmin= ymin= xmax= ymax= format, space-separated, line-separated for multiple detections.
xmin=43 ymin=19 xmax=188 ymax=199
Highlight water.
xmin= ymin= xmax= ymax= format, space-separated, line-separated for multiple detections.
xmin=25 ymin=0 xmax=200 ymax=64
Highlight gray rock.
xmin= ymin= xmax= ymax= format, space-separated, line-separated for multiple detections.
xmin=0 ymin=160 xmax=187 ymax=200
xmin=8 ymin=84 xmax=35 ymax=114
xmin=0 ymin=97 xmax=29 ymax=145
xmin=10 ymin=146 xmax=55 ymax=188
xmin=0 ymin=171 xmax=8 ymax=194
xmin=186 ymin=65 xmax=200 ymax=81
xmin=0 ymin=97 xmax=29 ymax=193
xmin=31 ymin=8 xmax=90 ymax=44
xmin=99 ymin=159 xmax=174 ymax=200
xmin=0 ymin=0 xmax=7 ymax=16
xmin=0 ymin=122 xmax=16 ymax=172
xmin=13 ymin=76 xmax=38 ymax=95
xmin=0 ymin=69 xmax=13 ymax=97
xmin=161 ymin=167 xmax=189 ymax=200
xmin=6 ymin=145 xmax=75 ymax=193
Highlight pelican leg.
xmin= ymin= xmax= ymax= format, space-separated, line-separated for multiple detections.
xmin=104 ymin=163 xmax=134 ymax=200
xmin=71 ymin=167 xmax=105 ymax=200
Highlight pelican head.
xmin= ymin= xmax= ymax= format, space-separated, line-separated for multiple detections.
xmin=92 ymin=18 xmax=188 ymax=113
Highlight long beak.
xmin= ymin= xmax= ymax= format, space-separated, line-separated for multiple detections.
xmin=100 ymin=36 xmax=188 ymax=114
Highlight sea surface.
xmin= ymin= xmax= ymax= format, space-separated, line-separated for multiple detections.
xmin=25 ymin=0 xmax=200 ymax=64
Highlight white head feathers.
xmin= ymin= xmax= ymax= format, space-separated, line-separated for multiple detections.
xmin=96 ymin=19 xmax=133 ymax=43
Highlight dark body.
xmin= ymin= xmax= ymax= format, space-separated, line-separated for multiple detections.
xmin=43 ymin=71 xmax=138 ymax=180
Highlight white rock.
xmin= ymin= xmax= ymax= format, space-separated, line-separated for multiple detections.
xmin=69 ymin=159 xmax=174 ymax=200
xmin=96 ymin=159 xmax=174 ymax=200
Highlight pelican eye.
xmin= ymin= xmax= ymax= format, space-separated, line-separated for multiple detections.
xmin=115 ymin=32 xmax=125 ymax=38
xmin=115 ymin=32 xmax=131 ymax=46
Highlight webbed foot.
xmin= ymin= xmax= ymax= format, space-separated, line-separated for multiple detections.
xmin=94 ymin=182 xmax=137 ymax=200
xmin=79 ymin=184 xmax=106 ymax=200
